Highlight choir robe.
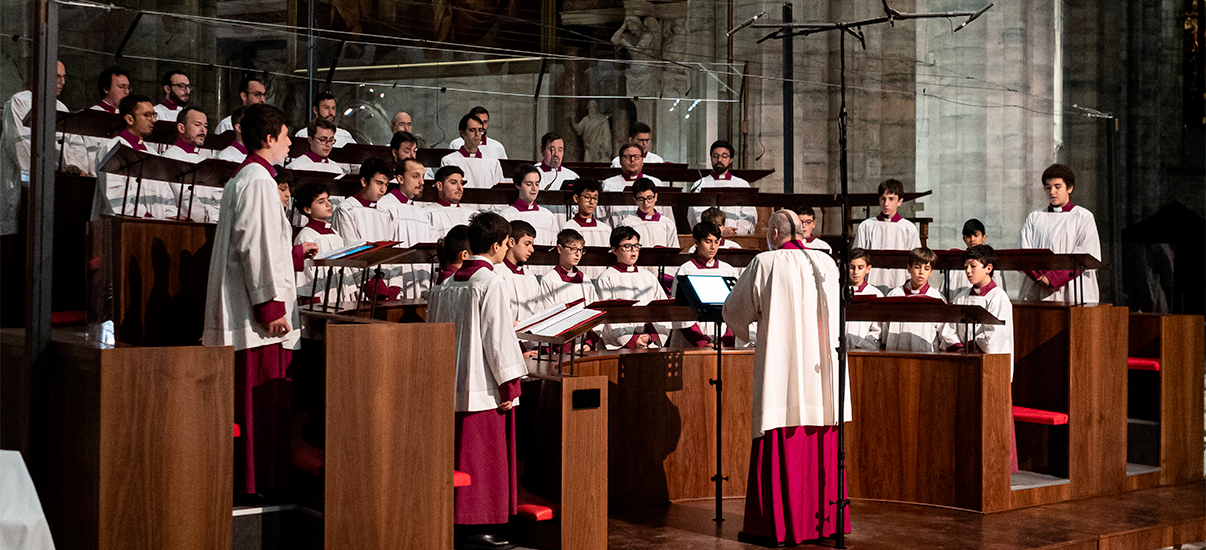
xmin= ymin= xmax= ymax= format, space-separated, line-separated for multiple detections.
xmin=426 ymin=200 xmax=479 ymax=241
xmin=669 ymin=257 xmax=737 ymax=347
xmin=203 ymin=154 xmax=302 ymax=495
xmin=500 ymin=199 xmax=560 ymax=248
xmin=561 ymin=215 xmax=611 ymax=280
xmin=610 ymin=150 xmax=665 ymax=167
xmin=163 ymin=140 xmax=223 ymax=222
xmin=495 ymin=259 xmax=543 ymax=322
xmin=593 ymin=263 xmax=670 ymax=350
xmin=153 ymin=100 xmax=182 ymax=122
xmin=601 ymin=172 xmax=670 ymax=227
xmin=214 ymin=114 xmax=235 ymax=136
xmin=540 ymin=265 xmax=599 ymax=309
xmin=294 ymin=126 xmax=356 ymax=148
xmin=847 ymin=282 xmax=884 ymax=351
xmin=1 ymin=90 xmax=88 ymax=235
xmin=294 ymin=219 xmax=346 ymax=303
xmin=377 ymin=189 xmax=435 ymax=300
xmin=449 ymin=134 xmax=508 ymax=159
xmin=882 ymin=282 xmax=950 ymax=352
xmin=721 ymin=240 xmax=850 ymax=544
xmin=946 ymin=265 xmax=1005 ymax=302
xmin=620 ymin=210 xmax=679 ymax=249
xmin=687 ymin=172 xmax=758 ymax=235
xmin=803 ymin=236 xmax=832 ymax=253
xmin=425 ymin=267 xmax=457 ymax=324
xmin=285 ymin=151 xmax=346 ymax=176
xmin=331 ymin=194 xmax=401 ymax=294
xmin=941 ymin=281 xmax=1014 ymax=380
xmin=90 ymin=131 xmax=178 ymax=220
xmin=536 ymin=163 xmax=579 ymax=191
xmin=84 ymin=101 xmax=118 ymax=170
xmin=430 ymin=257 xmax=528 ymax=525
xmin=1017 ymin=203 xmax=1101 ymax=304
xmin=852 ymin=213 xmax=921 ymax=291
xmin=216 ymin=141 xmax=248 ymax=163
xmin=686 ymin=238 xmax=742 ymax=254
xmin=441 ymin=147 xmax=504 ymax=190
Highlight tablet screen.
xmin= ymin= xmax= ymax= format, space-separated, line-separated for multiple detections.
xmin=686 ymin=275 xmax=732 ymax=305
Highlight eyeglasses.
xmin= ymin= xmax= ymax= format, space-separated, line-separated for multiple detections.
xmin=313 ymin=137 xmax=336 ymax=145
xmin=617 ymin=243 xmax=642 ymax=252
xmin=171 ymin=83 xmax=192 ymax=90
xmin=710 ymin=153 xmax=731 ymax=160
xmin=562 ymin=246 xmax=584 ymax=255
xmin=620 ymin=154 xmax=642 ymax=161
xmin=635 ymin=195 xmax=656 ymax=204
xmin=247 ymin=91 xmax=266 ymax=98
xmin=578 ymin=195 xmax=598 ymax=203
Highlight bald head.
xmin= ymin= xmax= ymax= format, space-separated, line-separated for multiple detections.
xmin=391 ymin=112 xmax=413 ymax=134
xmin=767 ymin=210 xmax=802 ymax=249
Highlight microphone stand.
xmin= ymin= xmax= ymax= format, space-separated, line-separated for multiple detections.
xmin=730 ymin=3 xmax=991 ymax=547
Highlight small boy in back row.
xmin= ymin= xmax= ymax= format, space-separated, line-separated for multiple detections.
xmin=883 ymin=247 xmax=947 ymax=352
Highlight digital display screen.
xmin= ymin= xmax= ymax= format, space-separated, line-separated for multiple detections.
xmin=687 ymin=275 xmax=732 ymax=305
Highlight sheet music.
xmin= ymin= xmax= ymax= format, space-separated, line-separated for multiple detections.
xmin=524 ymin=303 xmax=586 ymax=335
xmin=515 ymin=298 xmax=583 ymax=333
xmin=530 ymin=307 xmax=605 ymax=338
xmin=317 ymin=240 xmax=369 ymax=260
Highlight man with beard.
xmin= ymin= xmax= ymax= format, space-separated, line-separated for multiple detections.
xmin=154 ymin=71 xmax=191 ymax=122
xmin=294 ymin=91 xmax=356 ymax=147
xmin=164 ymin=107 xmax=222 ymax=222
xmin=687 ymin=140 xmax=757 ymax=236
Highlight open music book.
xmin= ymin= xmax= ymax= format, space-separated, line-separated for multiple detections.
xmin=516 ymin=299 xmax=606 ymax=339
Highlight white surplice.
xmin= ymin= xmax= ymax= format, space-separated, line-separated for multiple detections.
xmin=882 ymin=283 xmax=949 ymax=352
xmin=852 ymin=214 xmax=921 ymax=291
xmin=449 ymin=135 xmax=508 ymax=159
xmin=377 ymin=189 xmax=435 ymax=300
xmin=163 ymin=143 xmax=223 ymax=223
xmin=1017 ymin=204 xmax=1100 ymax=304
xmin=847 ymin=282 xmax=883 ymax=351
xmin=90 ymin=135 xmax=179 ymax=220
xmin=540 ymin=266 xmax=599 ymax=310
xmin=941 ymin=283 xmax=1014 ymax=380
xmin=593 ymin=264 xmax=670 ymax=350
xmin=426 ymin=201 xmax=478 ymax=241
xmin=500 ymin=201 xmax=561 ymax=248
xmin=1 ymin=91 xmax=88 ymax=234
xmin=687 ymin=172 xmax=758 ymax=236
xmin=495 ymin=261 xmax=544 ymax=322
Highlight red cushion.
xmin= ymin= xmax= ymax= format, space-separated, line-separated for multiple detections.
xmin=291 ymin=446 xmax=325 ymax=476
xmin=50 ymin=311 xmax=86 ymax=326
xmin=1127 ymin=357 xmax=1161 ymax=371
xmin=233 ymin=423 xmax=241 ymax=438
xmin=1012 ymin=406 xmax=1069 ymax=426
xmin=453 ymin=470 xmax=471 ymax=487
xmin=516 ymin=504 xmax=554 ymax=521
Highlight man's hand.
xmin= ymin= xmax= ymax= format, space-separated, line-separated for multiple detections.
xmin=635 ymin=334 xmax=651 ymax=348
xmin=523 ymin=350 xmax=538 ymax=358
xmin=1038 ymin=275 xmax=1050 ymax=286
xmin=498 ymin=400 xmax=514 ymax=412
xmin=266 ymin=317 xmax=290 ymax=335
xmin=720 ymin=225 xmax=738 ymax=237
xmin=301 ymin=241 xmax=319 ymax=258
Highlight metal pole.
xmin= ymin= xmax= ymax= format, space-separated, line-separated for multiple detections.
xmin=833 ymin=27 xmax=850 ymax=550
xmin=533 ymin=58 xmax=548 ymax=161
xmin=307 ymin=0 xmax=315 ymax=115
xmin=781 ymin=3 xmax=793 ymax=194
xmin=711 ymin=320 xmax=725 ymax=522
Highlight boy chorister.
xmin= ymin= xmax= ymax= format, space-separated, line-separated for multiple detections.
xmin=426 ymin=165 xmax=480 ymax=240
xmin=883 ymin=247 xmax=949 ymax=352
xmin=500 ymin=163 xmax=560 ymax=248
xmin=1018 ymin=164 xmax=1101 ymax=304
xmin=594 ymin=225 xmax=671 ymax=349
xmin=619 ymin=178 xmax=679 ymax=249
xmin=440 ymin=113 xmax=505 ymax=191
xmin=562 ymin=179 xmax=612 ymax=279
xmin=694 ymin=208 xmax=742 ymax=251
xmin=426 ymin=224 xmax=471 ymax=323
xmin=540 ymin=229 xmax=601 ymax=352
xmin=794 ymin=205 xmax=832 ymax=252
xmin=941 ymin=245 xmax=1014 ymax=379
xmin=203 ymin=104 xmax=316 ymax=496
xmin=853 ymin=179 xmax=921 ymax=291
xmin=293 ymin=181 xmax=345 ymax=304
xmin=330 ymin=157 xmax=401 ymax=299
xmin=947 ymin=218 xmax=1005 ymax=299
xmin=430 ymin=213 xmax=527 ymax=548
xmin=670 ymin=222 xmax=738 ymax=348
xmin=495 ymin=220 xmax=544 ymax=325
xmin=846 ymin=248 xmax=883 ymax=351
xmin=377 ymin=157 xmax=434 ymax=300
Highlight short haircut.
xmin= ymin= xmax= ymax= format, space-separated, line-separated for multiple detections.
xmin=241 ymin=104 xmax=288 ymax=151
xmin=618 ymin=143 xmax=641 ymax=158
xmin=293 ymin=181 xmax=329 ymax=211
xmin=468 ymin=212 xmax=512 ymax=254
xmin=438 ymin=225 xmax=471 ymax=267
xmin=850 ymin=247 xmax=871 ymax=264
xmin=177 ymin=106 xmax=204 ymax=125
xmin=119 ymin=94 xmax=153 ymax=118
xmin=390 ymin=131 xmax=417 ymax=150
xmin=401 ymin=157 xmax=425 ymax=174
xmin=541 ymin=132 xmax=563 ymax=150
xmin=962 ymin=218 xmax=987 ymax=237
xmin=878 ymin=179 xmax=905 ymax=197
xmin=701 ymin=207 xmax=726 ymax=226
xmin=572 ymin=178 xmax=602 ymax=196
xmin=468 ymin=106 xmax=489 ymax=118
xmin=710 ymin=139 xmax=734 ymax=158
xmin=964 ymin=244 xmax=996 ymax=270
xmin=96 ymin=66 xmax=130 ymax=97
xmin=458 ymin=113 xmax=484 ymax=132
xmin=557 ymin=228 xmax=585 ymax=247
xmin=1041 ymin=163 xmax=1076 ymax=190
xmin=908 ymin=247 xmax=937 ymax=267
xmin=307 ymin=116 xmax=336 ymax=136
xmin=229 ymin=106 xmax=247 ymax=128
xmin=512 ymin=163 xmax=540 ymax=184
xmin=628 ymin=121 xmax=651 ymax=138
xmin=359 ymin=157 xmax=393 ymax=183
xmin=692 ymin=221 xmax=722 ymax=241
xmin=239 ymin=75 xmax=265 ymax=95
xmin=510 ymin=219 xmax=537 ymax=241
xmin=161 ymin=70 xmax=187 ymax=88
xmin=312 ymin=91 xmax=336 ymax=109
xmin=610 ymin=225 xmax=640 ymax=248
xmin=435 ymin=165 xmax=464 ymax=182
xmin=768 ymin=210 xmax=801 ymax=239
xmin=631 ymin=178 xmax=656 ymax=196
xmin=792 ymin=205 xmax=816 ymax=219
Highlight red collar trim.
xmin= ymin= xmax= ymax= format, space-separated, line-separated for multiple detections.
xmin=779 ymin=240 xmax=807 ymax=251
xmin=172 ymin=139 xmax=198 ymax=155
xmin=636 ymin=210 xmax=660 ymax=222
xmin=572 ymin=215 xmax=597 ymax=227
xmin=511 ymin=199 xmax=538 ymax=212
xmin=117 ymin=129 xmax=147 ymax=151
xmin=555 ymin=264 xmax=583 ymax=283
xmin=353 ymin=194 xmax=376 ymax=208
xmin=971 ymin=280 xmax=998 ymax=296
xmin=622 ymin=171 xmax=644 ymax=182
xmin=303 ymin=150 xmax=327 ymax=163
xmin=388 ymin=188 xmax=410 ymax=204
xmin=239 ymin=152 xmax=278 ymax=178
xmin=453 ymin=259 xmax=494 ymax=281
xmin=436 ymin=198 xmax=458 ymax=207
xmin=161 ymin=99 xmax=180 ymax=111
xmin=1047 ymin=202 xmax=1075 ymax=213
xmin=876 ymin=213 xmax=904 ymax=222
xmin=96 ymin=100 xmax=117 ymax=114
xmin=305 ymin=219 xmax=335 ymax=235
xmin=712 ymin=170 xmax=732 ymax=180
xmin=902 ymin=283 xmax=931 ymax=296
xmin=853 ymin=281 xmax=869 ymax=293
xmin=457 ymin=146 xmax=482 ymax=159
xmin=232 ymin=141 xmax=248 ymax=154
xmin=503 ymin=259 xmax=524 ymax=275
xmin=539 ymin=164 xmax=559 ymax=173
xmin=435 ymin=268 xmax=458 ymax=285
xmin=690 ymin=257 xmax=718 ymax=269
xmin=611 ymin=263 xmax=639 ymax=273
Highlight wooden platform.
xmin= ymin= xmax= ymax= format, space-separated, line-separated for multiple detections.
xmin=608 ymin=481 xmax=1206 ymax=549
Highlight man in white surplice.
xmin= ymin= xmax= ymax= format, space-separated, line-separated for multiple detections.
xmin=722 ymin=209 xmax=850 ymax=545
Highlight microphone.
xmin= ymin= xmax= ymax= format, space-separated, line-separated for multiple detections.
xmin=953 ymin=3 xmax=992 ymax=32
xmin=727 ymin=11 xmax=767 ymax=37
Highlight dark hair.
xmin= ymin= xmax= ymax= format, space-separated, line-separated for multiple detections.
xmin=229 ymin=106 xmax=246 ymax=129
xmin=468 ymin=212 xmax=512 ymax=254
xmin=239 ymin=76 xmax=265 ymax=95
xmin=618 ymin=143 xmax=641 ymax=158
xmin=241 ymin=104 xmax=288 ymax=151
xmin=312 ymin=91 xmax=336 ymax=109
xmin=512 ymin=163 xmax=540 ymax=185
xmin=631 ymin=178 xmax=657 ymax=196
xmin=435 ymin=165 xmax=464 ymax=183
xmin=458 ymin=113 xmax=484 ymax=132
xmin=307 ymin=117 xmax=336 ymax=136
xmin=792 ymin=205 xmax=816 ymax=219
xmin=908 ymin=247 xmax=937 ymax=267
xmin=510 ymin=219 xmax=537 ymax=241
xmin=438 ymin=225 xmax=471 ymax=267
xmin=962 ymin=218 xmax=986 ymax=238
xmin=161 ymin=70 xmax=187 ymax=89
xmin=400 ymin=157 xmax=424 ymax=175
xmin=628 ymin=121 xmax=651 ymax=138
xmin=964 ymin=244 xmax=996 ymax=270
xmin=610 ymin=225 xmax=640 ymax=248
xmin=541 ymin=132 xmax=563 ymax=151
xmin=390 ymin=131 xmax=417 ymax=150
xmin=710 ymin=140 xmax=734 ymax=158
xmin=692 ymin=221 xmax=722 ymax=242
xmin=1041 ymin=163 xmax=1076 ymax=190
xmin=850 ymin=247 xmax=871 ymax=264
xmin=701 ymin=207 xmax=726 ymax=226
xmin=468 ymin=106 xmax=489 ymax=118
xmin=294 ymin=181 xmax=329 ymax=213
xmin=557 ymin=228 xmax=585 ymax=247
xmin=359 ymin=157 xmax=393 ymax=183
xmin=97 ymin=66 xmax=130 ymax=97
xmin=119 ymin=94 xmax=153 ymax=118
xmin=176 ymin=106 xmax=204 ymax=126
xmin=572 ymin=178 xmax=602 ymax=196
xmin=878 ymin=179 xmax=905 ymax=198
